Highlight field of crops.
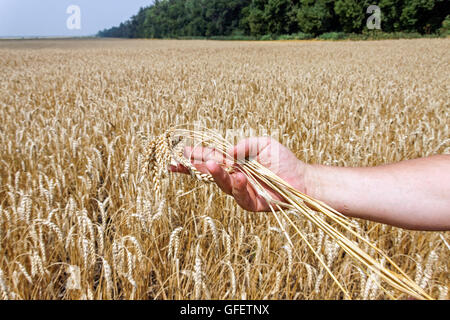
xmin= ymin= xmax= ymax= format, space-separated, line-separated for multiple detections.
xmin=0 ymin=38 xmax=448 ymax=300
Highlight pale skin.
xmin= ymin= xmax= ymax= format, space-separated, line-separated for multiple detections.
xmin=170 ymin=137 xmax=450 ymax=231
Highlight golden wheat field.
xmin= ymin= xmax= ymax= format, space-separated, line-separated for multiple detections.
xmin=0 ymin=38 xmax=449 ymax=300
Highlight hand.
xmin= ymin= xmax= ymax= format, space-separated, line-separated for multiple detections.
xmin=170 ymin=137 xmax=310 ymax=212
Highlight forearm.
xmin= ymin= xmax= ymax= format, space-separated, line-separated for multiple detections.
xmin=304 ymin=155 xmax=450 ymax=231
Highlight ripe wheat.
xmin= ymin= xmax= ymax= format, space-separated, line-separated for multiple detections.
xmin=0 ymin=38 xmax=448 ymax=300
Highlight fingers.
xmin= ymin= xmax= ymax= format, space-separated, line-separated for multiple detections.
xmin=174 ymin=159 xmax=252 ymax=207
xmin=169 ymin=164 xmax=190 ymax=174
xmin=172 ymin=138 xmax=275 ymax=167
xmin=185 ymin=146 xmax=229 ymax=165
xmin=205 ymin=161 xmax=258 ymax=211
xmin=228 ymin=137 xmax=272 ymax=161
xmin=170 ymin=146 xmax=230 ymax=175
xmin=205 ymin=161 xmax=256 ymax=211
xmin=172 ymin=140 xmax=272 ymax=175
xmin=229 ymin=172 xmax=270 ymax=212
xmin=170 ymin=162 xmax=213 ymax=176
xmin=169 ymin=141 xmax=275 ymax=212
xmin=230 ymin=172 xmax=255 ymax=211
xmin=173 ymin=158 xmax=270 ymax=212
xmin=205 ymin=160 xmax=233 ymax=195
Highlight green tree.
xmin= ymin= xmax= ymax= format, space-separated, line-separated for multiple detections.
xmin=240 ymin=0 xmax=268 ymax=36
xmin=376 ymin=0 xmax=404 ymax=32
xmin=96 ymin=0 xmax=449 ymax=38
xmin=334 ymin=0 xmax=366 ymax=33
xmin=264 ymin=0 xmax=297 ymax=35
xmin=296 ymin=0 xmax=335 ymax=35
xmin=399 ymin=0 xmax=448 ymax=33
xmin=440 ymin=15 xmax=450 ymax=35
xmin=400 ymin=0 xmax=434 ymax=31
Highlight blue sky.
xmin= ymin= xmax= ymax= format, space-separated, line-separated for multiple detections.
xmin=0 ymin=0 xmax=153 ymax=37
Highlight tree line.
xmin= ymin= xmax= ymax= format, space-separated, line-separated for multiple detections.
xmin=97 ymin=0 xmax=449 ymax=39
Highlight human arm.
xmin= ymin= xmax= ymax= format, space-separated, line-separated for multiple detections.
xmin=171 ymin=138 xmax=450 ymax=231
xmin=305 ymin=154 xmax=450 ymax=231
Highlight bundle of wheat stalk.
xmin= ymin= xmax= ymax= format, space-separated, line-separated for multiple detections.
xmin=141 ymin=125 xmax=433 ymax=300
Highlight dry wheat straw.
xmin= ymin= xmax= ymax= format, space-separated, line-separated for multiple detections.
xmin=0 ymin=268 xmax=9 ymax=300
xmin=168 ymin=226 xmax=183 ymax=259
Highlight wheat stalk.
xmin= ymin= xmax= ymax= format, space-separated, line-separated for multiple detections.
xmin=142 ymin=126 xmax=433 ymax=300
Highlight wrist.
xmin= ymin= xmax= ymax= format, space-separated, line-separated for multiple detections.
xmin=302 ymin=163 xmax=321 ymax=199
xmin=304 ymin=164 xmax=358 ymax=217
